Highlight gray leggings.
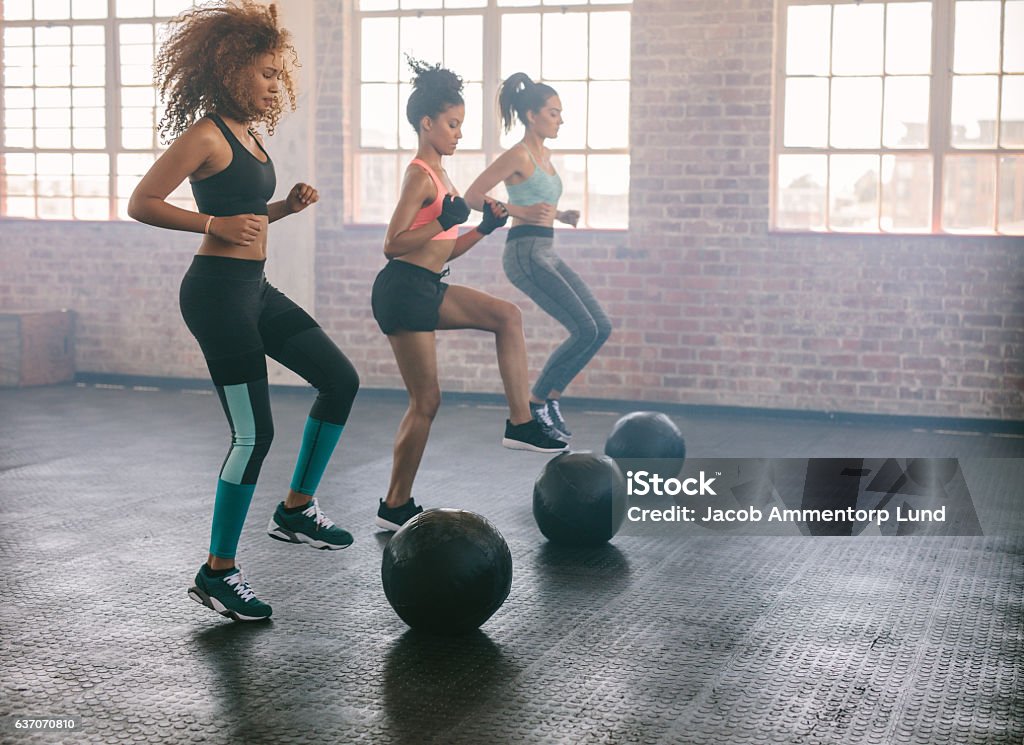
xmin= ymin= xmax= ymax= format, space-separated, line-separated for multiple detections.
xmin=503 ymin=233 xmax=612 ymax=399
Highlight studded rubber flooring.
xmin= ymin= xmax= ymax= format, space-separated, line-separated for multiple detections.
xmin=1 ymin=382 xmax=1021 ymax=744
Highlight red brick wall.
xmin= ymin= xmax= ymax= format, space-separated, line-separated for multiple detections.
xmin=1 ymin=0 xmax=1021 ymax=420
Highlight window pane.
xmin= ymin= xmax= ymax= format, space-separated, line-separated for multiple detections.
xmin=587 ymin=154 xmax=628 ymax=229
xmin=943 ymin=155 xmax=996 ymax=231
xmin=589 ymin=12 xmax=630 ymax=80
xmin=784 ymin=78 xmax=828 ymax=147
xmin=116 ymin=0 xmax=153 ymax=17
xmin=4 ymin=175 xmax=36 ymax=195
xmin=117 ymin=153 xmax=156 ymax=198
xmin=885 ymin=2 xmax=931 ymax=74
xmin=1000 ymin=76 xmax=1024 ymax=147
xmin=445 ymin=153 xmax=486 ymax=200
xmin=777 ymin=154 xmax=826 ymax=229
xmin=881 ymin=154 xmax=932 ymax=231
xmin=36 ymin=0 xmax=71 ymax=20
xmin=445 ymin=0 xmax=486 ymax=7
xmin=444 ymin=15 xmax=483 ymax=81
xmin=5 ymin=1 xmax=34 ymax=20
xmin=950 ymin=75 xmax=998 ymax=147
xmin=4 ymin=48 xmax=34 ymax=68
xmin=359 ymin=154 xmax=398 ymax=223
xmin=6 ymin=198 xmax=37 ymax=217
xmin=73 ymin=25 xmax=104 ymax=44
xmin=398 ymin=83 xmax=417 ymax=150
xmin=1006 ymin=2 xmax=1024 ymax=72
xmin=5 ymin=109 xmax=34 ymax=128
xmin=120 ymin=87 xmax=154 ymax=107
xmin=4 ymin=66 xmax=34 ymax=87
xmin=543 ymin=13 xmax=587 ymax=80
xmin=548 ymin=81 xmax=586 ymax=148
xmin=460 ymin=82 xmax=483 ymax=150
xmin=502 ymin=14 xmax=540 ymax=81
xmin=361 ymin=83 xmax=398 ymax=148
xmin=552 ymin=154 xmax=585 ymax=224
xmin=6 ymin=89 xmax=35 ymax=108
xmin=37 ymin=88 xmax=71 ymax=107
xmin=154 ymin=0 xmax=193 ymax=15
xmin=954 ymin=0 xmax=1001 ymax=73
xmin=360 ymin=0 xmax=398 ymax=9
xmin=588 ymin=81 xmax=628 ymax=148
xmin=830 ymin=77 xmax=882 ymax=148
xmin=362 ymin=18 xmax=398 ymax=82
xmin=402 ymin=0 xmax=442 ymax=8
xmin=998 ymin=156 xmax=1024 ymax=234
xmin=829 ymin=154 xmax=879 ymax=230
xmin=832 ymin=4 xmax=883 ymax=76
xmin=5 ymin=129 xmax=34 ymax=147
xmin=74 ymin=197 xmax=109 ymax=219
xmin=73 ymin=129 xmax=105 ymax=148
xmin=122 ymin=129 xmax=155 ymax=149
xmin=498 ymin=0 xmax=537 ymax=6
xmin=883 ymin=76 xmax=929 ymax=148
xmin=118 ymin=24 xmax=153 ymax=44
xmin=399 ymin=16 xmax=443 ymax=70
xmin=36 ymin=153 xmax=72 ymax=183
xmin=72 ymin=0 xmax=107 ymax=18
xmin=37 ymin=129 xmax=72 ymax=148
xmin=36 ymin=25 xmax=71 ymax=45
xmin=4 ymin=153 xmax=37 ymax=173
xmin=786 ymin=4 xmax=830 ymax=76
xmin=38 ymin=198 xmax=73 ymax=218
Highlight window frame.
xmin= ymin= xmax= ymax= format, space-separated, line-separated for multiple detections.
xmin=350 ymin=0 xmax=632 ymax=228
xmin=0 ymin=1 xmax=195 ymax=221
xmin=771 ymin=0 xmax=1024 ymax=235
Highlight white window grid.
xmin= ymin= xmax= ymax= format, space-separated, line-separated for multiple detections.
xmin=352 ymin=0 xmax=632 ymax=229
xmin=0 ymin=0 xmax=197 ymax=221
xmin=772 ymin=0 xmax=1024 ymax=235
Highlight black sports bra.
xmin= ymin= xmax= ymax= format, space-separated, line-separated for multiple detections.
xmin=190 ymin=113 xmax=276 ymax=217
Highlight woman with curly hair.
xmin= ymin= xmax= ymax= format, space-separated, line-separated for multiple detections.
xmin=128 ymin=1 xmax=359 ymax=622
xmin=465 ymin=73 xmax=612 ymax=441
xmin=370 ymin=59 xmax=566 ymax=532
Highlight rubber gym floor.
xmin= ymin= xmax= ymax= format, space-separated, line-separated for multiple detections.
xmin=1 ymin=381 xmax=1021 ymax=744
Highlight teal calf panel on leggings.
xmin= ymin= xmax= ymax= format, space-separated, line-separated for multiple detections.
xmin=290 ymin=417 xmax=344 ymax=496
xmin=209 ymin=479 xmax=256 ymax=558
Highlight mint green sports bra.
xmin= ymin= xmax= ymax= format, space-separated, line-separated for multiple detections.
xmin=506 ymin=144 xmax=563 ymax=207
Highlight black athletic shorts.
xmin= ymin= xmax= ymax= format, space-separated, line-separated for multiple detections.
xmin=371 ymin=259 xmax=449 ymax=335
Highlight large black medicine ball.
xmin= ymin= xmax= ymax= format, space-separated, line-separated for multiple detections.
xmin=381 ymin=509 xmax=513 ymax=635
xmin=533 ymin=452 xmax=627 ymax=546
xmin=604 ymin=411 xmax=687 ymax=480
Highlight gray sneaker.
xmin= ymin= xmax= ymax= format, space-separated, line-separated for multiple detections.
xmin=546 ymin=399 xmax=573 ymax=439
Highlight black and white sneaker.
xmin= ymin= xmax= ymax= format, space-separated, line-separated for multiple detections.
xmin=545 ymin=399 xmax=573 ymax=439
xmin=375 ymin=498 xmax=424 ymax=532
xmin=502 ymin=418 xmax=569 ymax=453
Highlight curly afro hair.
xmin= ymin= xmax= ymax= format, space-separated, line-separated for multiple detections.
xmin=155 ymin=1 xmax=298 ymax=141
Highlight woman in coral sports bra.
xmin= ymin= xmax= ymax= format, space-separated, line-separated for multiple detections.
xmin=370 ymin=59 xmax=566 ymax=532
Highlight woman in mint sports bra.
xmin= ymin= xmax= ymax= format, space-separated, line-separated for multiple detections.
xmin=466 ymin=73 xmax=612 ymax=441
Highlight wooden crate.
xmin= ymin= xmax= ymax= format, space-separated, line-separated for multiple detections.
xmin=0 ymin=310 xmax=76 ymax=387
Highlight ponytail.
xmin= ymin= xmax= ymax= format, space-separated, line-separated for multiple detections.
xmin=497 ymin=72 xmax=558 ymax=133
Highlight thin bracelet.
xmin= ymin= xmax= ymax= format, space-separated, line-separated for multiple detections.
xmin=203 ymin=215 xmax=214 ymax=234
